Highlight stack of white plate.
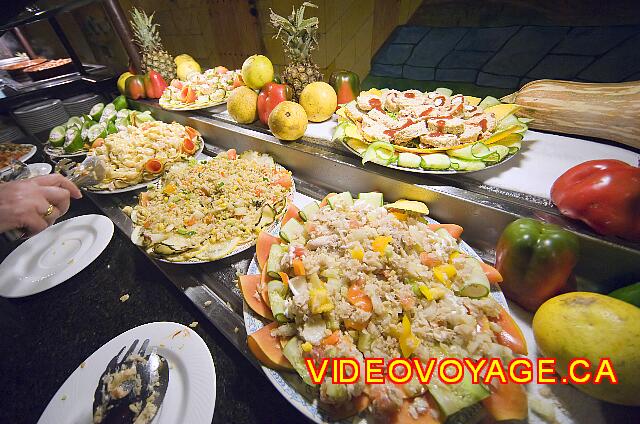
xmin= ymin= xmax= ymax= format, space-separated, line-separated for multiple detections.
xmin=62 ymin=93 xmax=104 ymax=116
xmin=13 ymin=99 xmax=69 ymax=135
xmin=0 ymin=126 xmax=25 ymax=143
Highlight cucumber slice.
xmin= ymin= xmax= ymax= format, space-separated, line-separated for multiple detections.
xmin=267 ymin=280 xmax=287 ymax=322
xmin=48 ymin=125 xmax=66 ymax=147
xmin=87 ymin=123 xmax=107 ymax=143
xmin=279 ymin=218 xmax=305 ymax=243
xmin=89 ymin=102 xmax=105 ymax=121
xmin=282 ymin=338 xmax=313 ymax=385
xmin=470 ymin=142 xmax=491 ymax=159
xmin=421 ymin=153 xmax=450 ymax=170
xmin=447 ymin=145 xmax=475 ymax=161
xmin=478 ymin=96 xmax=501 ymax=110
xmin=256 ymin=204 xmax=276 ymax=228
xmin=362 ymin=141 xmax=395 ymax=166
xmin=66 ymin=116 xmax=83 ymax=129
xmin=63 ymin=127 xmax=84 ymax=153
xmin=327 ymin=192 xmax=353 ymax=210
xmin=484 ymin=144 xmax=510 ymax=163
xmin=497 ymin=113 xmax=520 ymax=132
xmin=299 ymin=201 xmax=320 ymax=222
xmin=449 ymin=157 xmax=486 ymax=171
xmin=435 ymin=87 xmax=453 ymax=96
xmin=99 ymin=103 xmax=117 ymax=124
xmin=428 ymin=372 xmax=490 ymax=417
xmin=358 ymin=192 xmax=383 ymax=208
xmin=346 ymin=138 xmax=368 ymax=154
xmin=266 ymin=244 xmax=286 ymax=278
xmin=397 ymin=152 xmax=422 ymax=168
xmin=456 ymin=257 xmax=490 ymax=298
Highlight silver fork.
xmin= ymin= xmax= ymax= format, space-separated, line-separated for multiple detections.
xmin=55 ymin=155 xmax=106 ymax=188
xmin=92 ymin=338 xmax=169 ymax=424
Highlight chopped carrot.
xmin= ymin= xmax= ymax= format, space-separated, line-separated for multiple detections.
xmin=419 ymin=251 xmax=442 ymax=267
xmin=91 ymin=138 xmax=104 ymax=149
xmin=347 ymin=282 xmax=373 ymax=312
xmin=321 ymin=330 xmax=341 ymax=346
xmin=274 ymin=175 xmax=292 ymax=188
xmin=184 ymin=215 xmax=197 ymax=226
xmin=227 ymin=148 xmax=237 ymax=160
xmin=292 ymin=258 xmax=306 ymax=276
xmin=277 ymin=272 xmax=289 ymax=291
xmin=344 ymin=318 xmax=368 ymax=331
xmin=427 ymin=223 xmax=463 ymax=239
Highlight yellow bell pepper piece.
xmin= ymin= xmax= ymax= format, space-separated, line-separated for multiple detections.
xmin=351 ymin=247 xmax=364 ymax=261
xmin=433 ymin=264 xmax=457 ymax=287
xmin=163 ymin=183 xmax=177 ymax=195
xmin=308 ymin=273 xmax=334 ymax=314
xmin=449 ymin=251 xmax=463 ymax=263
xmin=372 ymin=236 xmax=392 ymax=255
xmin=301 ymin=341 xmax=313 ymax=352
xmin=390 ymin=211 xmax=407 ymax=221
xmin=399 ymin=315 xmax=421 ymax=357
xmin=418 ymin=285 xmax=433 ymax=301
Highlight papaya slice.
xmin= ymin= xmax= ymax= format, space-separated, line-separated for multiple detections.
xmin=481 ymin=381 xmax=528 ymax=421
xmin=256 ymin=231 xmax=281 ymax=270
xmin=322 ymin=394 xmax=370 ymax=421
xmin=247 ymin=322 xmax=293 ymax=371
xmin=427 ymin=223 xmax=463 ymax=239
xmin=480 ymin=262 xmax=503 ymax=284
xmin=282 ymin=203 xmax=301 ymax=226
xmin=390 ymin=393 xmax=443 ymax=424
xmin=490 ymin=304 xmax=528 ymax=355
xmin=239 ymin=274 xmax=274 ymax=321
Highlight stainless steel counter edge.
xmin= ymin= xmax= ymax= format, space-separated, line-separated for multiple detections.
xmin=130 ymin=99 xmax=640 ymax=290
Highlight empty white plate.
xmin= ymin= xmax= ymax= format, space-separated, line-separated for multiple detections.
xmin=38 ymin=321 xmax=216 ymax=424
xmin=0 ymin=214 xmax=113 ymax=297
xmin=27 ymin=162 xmax=52 ymax=176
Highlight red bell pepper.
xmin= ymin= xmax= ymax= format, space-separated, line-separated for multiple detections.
xmin=124 ymin=75 xmax=146 ymax=100
xmin=143 ymin=69 xmax=168 ymax=99
xmin=551 ymin=160 xmax=640 ymax=241
xmin=257 ymin=82 xmax=293 ymax=125
xmin=329 ymin=70 xmax=360 ymax=106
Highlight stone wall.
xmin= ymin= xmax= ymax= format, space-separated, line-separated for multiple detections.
xmin=370 ymin=24 xmax=640 ymax=94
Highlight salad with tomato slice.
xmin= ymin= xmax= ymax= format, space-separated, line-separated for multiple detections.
xmin=160 ymin=66 xmax=241 ymax=110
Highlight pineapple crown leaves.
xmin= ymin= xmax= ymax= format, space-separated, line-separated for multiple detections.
xmin=270 ymin=2 xmax=319 ymax=61
xmin=130 ymin=7 xmax=163 ymax=49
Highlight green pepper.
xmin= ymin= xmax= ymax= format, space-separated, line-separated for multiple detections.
xmin=329 ymin=70 xmax=360 ymax=106
xmin=608 ymin=282 xmax=640 ymax=308
xmin=496 ymin=218 xmax=579 ymax=311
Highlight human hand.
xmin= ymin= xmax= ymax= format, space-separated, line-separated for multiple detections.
xmin=0 ymin=174 xmax=82 ymax=236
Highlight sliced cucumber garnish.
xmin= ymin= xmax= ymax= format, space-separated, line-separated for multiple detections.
xmin=279 ymin=218 xmax=305 ymax=243
xmin=362 ymin=141 xmax=395 ymax=166
xmin=397 ymin=152 xmax=422 ymax=168
xmin=327 ymin=192 xmax=353 ymax=210
xmin=299 ymin=201 xmax=320 ymax=222
xmin=421 ymin=153 xmax=450 ymax=170
xmin=449 ymin=157 xmax=486 ymax=171
xmin=358 ymin=192 xmax=383 ymax=208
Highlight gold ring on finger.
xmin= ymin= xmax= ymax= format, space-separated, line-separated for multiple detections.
xmin=44 ymin=204 xmax=54 ymax=217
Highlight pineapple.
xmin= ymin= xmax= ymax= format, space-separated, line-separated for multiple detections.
xmin=130 ymin=8 xmax=176 ymax=81
xmin=270 ymin=2 xmax=323 ymax=100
